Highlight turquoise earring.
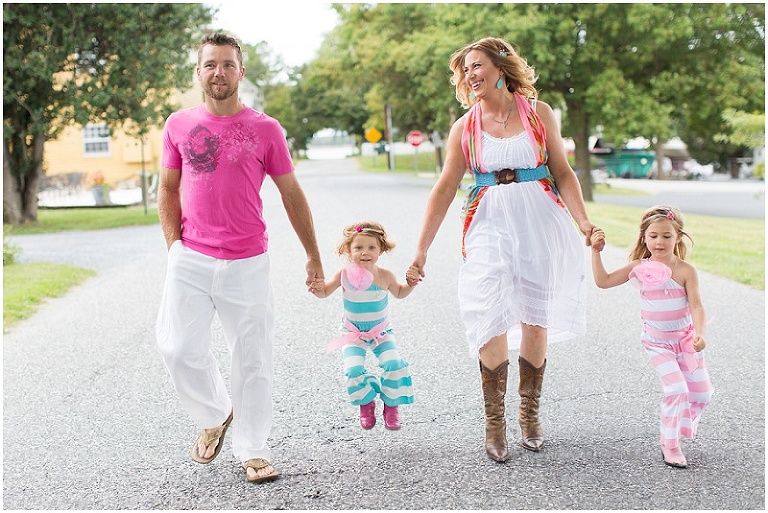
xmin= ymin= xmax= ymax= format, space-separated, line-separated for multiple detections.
xmin=469 ymin=91 xmax=476 ymax=99
xmin=496 ymin=77 xmax=504 ymax=89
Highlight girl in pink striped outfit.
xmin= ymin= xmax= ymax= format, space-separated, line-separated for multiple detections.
xmin=590 ymin=206 xmax=713 ymax=468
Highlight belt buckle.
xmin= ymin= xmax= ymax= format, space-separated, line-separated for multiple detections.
xmin=496 ymin=168 xmax=517 ymax=185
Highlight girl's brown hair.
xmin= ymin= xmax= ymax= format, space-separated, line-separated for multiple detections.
xmin=449 ymin=36 xmax=538 ymax=109
xmin=337 ymin=221 xmax=396 ymax=256
xmin=629 ymin=206 xmax=694 ymax=261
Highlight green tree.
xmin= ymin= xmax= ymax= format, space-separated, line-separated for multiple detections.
xmin=291 ymin=3 xmax=447 ymax=150
xmin=716 ymin=108 xmax=765 ymax=179
xmin=673 ymin=3 xmax=765 ymax=169
xmin=242 ymin=41 xmax=283 ymax=89
xmin=272 ymin=11 xmax=373 ymax=153
xmin=278 ymin=4 xmax=765 ymax=196
xmin=507 ymin=3 xmax=764 ymax=195
xmin=262 ymin=77 xmax=322 ymax=155
xmin=717 ymin=109 xmax=765 ymax=148
xmin=3 ymin=3 xmax=213 ymax=225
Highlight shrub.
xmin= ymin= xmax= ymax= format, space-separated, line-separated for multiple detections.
xmin=3 ymin=233 xmax=19 ymax=265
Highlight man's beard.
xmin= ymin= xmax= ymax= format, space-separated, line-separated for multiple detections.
xmin=204 ymin=82 xmax=238 ymax=101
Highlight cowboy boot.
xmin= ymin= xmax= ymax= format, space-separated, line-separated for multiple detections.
xmin=480 ymin=360 xmax=510 ymax=462
xmin=518 ymin=356 xmax=546 ymax=451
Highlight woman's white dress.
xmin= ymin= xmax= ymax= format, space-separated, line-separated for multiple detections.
xmin=458 ymin=130 xmax=586 ymax=358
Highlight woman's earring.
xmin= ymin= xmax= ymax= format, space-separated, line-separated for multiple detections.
xmin=496 ymin=77 xmax=504 ymax=89
xmin=469 ymin=91 xmax=476 ymax=99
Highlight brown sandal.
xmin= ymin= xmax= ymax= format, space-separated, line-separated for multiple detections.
xmin=189 ymin=410 xmax=233 ymax=464
xmin=243 ymin=458 xmax=280 ymax=483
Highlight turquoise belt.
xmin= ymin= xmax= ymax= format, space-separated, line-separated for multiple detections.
xmin=474 ymin=164 xmax=548 ymax=186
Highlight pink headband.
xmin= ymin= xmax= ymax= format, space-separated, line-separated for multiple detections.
xmin=666 ymin=211 xmax=675 ymax=220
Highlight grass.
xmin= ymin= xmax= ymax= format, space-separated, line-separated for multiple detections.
xmin=360 ymin=152 xmax=441 ymax=174
xmin=6 ymin=206 xmax=159 ymax=235
xmin=3 ymin=206 xmax=156 ymax=332
xmin=585 ymin=202 xmax=765 ymax=290
xmin=3 ymin=262 xmax=96 ymax=332
xmin=593 ymin=182 xmax=648 ymax=196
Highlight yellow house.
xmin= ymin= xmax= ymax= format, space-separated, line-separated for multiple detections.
xmin=42 ymin=75 xmax=262 ymax=190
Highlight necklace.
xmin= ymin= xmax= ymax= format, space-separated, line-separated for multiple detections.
xmin=490 ymin=108 xmax=512 ymax=129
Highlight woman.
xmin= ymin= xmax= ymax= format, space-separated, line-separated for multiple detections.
xmin=408 ymin=37 xmax=602 ymax=462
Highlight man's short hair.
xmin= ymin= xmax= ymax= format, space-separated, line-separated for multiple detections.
xmin=198 ymin=33 xmax=243 ymax=67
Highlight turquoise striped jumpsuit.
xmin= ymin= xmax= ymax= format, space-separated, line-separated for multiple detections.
xmin=333 ymin=282 xmax=415 ymax=407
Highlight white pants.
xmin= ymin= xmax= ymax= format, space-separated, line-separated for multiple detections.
xmin=156 ymin=241 xmax=274 ymax=462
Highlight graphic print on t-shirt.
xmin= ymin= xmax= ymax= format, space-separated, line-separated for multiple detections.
xmin=182 ymin=121 xmax=263 ymax=178
xmin=184 ymin=125 xmax=219 ymax=174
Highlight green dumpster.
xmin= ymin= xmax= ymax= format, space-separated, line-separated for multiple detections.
xmin=602 ymin=152 xmax=656 ymax=178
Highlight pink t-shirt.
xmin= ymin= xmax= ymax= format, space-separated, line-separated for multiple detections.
xmin=162 ymin=104 xmax=294 ymax=259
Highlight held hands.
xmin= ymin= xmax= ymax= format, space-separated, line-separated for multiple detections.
xmin=590 ymin=227 xmax=606 ymax=253
xmin=405 ymin=265 xmax=421 ymax=287
xmin=580 ymin=222 xmax=604 ymax=252
xmin=305 ymin=259 xmax=324 ymax=291
xmin=308 ymin=277 xmax=325 ymax=295
xmin=407 ymin=253 xmax=427 ymax=287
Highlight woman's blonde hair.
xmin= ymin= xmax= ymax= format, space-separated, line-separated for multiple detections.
xmin=337 ymin=221 xmax=396 ymax=256
xmin=449 ymin=36 xmax=538 ymax=109
xmin=629 ymin=206 xmax=694 ymax=261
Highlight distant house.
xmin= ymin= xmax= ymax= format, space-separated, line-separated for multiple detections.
xmin=42 ymin=74 xmax=262 ymax=189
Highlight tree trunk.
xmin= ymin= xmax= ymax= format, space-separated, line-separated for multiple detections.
xmin=21 ymin=134 xmax=45 ymax=223
xmin=567 ymin=101 xmax=594 ymax=202
xmin=3 ymin=141 xmax=22 ymax=225
xmin=3 ymin=133 xmax=44 ymax=226
xmin=654 ymin=139 xmax=667 ymax=180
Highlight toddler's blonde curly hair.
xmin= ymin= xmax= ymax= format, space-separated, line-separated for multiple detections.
xmin=337 ymin=221 xmax=396 ymax=256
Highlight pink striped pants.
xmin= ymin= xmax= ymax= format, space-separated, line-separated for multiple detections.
xmin=641 ymin=330 xmax=714 ymax=449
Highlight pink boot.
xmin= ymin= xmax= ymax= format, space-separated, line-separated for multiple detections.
xmin=359 ymin=402 xmax=376 ymax=429
xmin=661 ymin=445 xmax=688 ymax=468
xmin=383 ymin=404 xmax=401 ymax=430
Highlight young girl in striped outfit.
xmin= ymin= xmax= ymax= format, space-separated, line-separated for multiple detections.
xmin=311 ymin=221 xmax=418 ymax=430
xmin=590 ymin=206 xmax=713 ymax=468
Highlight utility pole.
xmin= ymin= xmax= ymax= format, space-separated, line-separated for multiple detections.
xmin=140 ymin=138 xmax=148 ymax=215
xmin=385 ymin=104 xmax=395 ymax=171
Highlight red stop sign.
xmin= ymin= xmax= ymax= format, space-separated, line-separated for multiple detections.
xmin=407 ymin=130 xmax=424 ymax=147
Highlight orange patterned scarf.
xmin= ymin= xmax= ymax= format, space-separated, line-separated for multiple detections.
xmin=459 ymin=93 xmax=565 ymax=257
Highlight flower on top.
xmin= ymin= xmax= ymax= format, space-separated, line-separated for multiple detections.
xmin=341 ymin=263 xmax=373 ymax=291
xmin=629 ymin=260 xmax=672 ymax=289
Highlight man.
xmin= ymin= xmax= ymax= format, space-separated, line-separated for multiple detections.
xmin=156 ymin=33 xmax=324 ymax=483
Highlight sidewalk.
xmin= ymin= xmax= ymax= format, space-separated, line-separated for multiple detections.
xmin=38 ymin=186 xmax=145 ymax=208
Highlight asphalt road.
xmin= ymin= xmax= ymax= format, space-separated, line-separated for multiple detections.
xmin=595 ymin=176 xmax=765 ymax=219
xmin=4 ymin=159 xmax=765 ymax=510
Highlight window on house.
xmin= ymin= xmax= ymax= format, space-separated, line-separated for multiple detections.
xmin=82 ymin=123 xmax=111 ymax=157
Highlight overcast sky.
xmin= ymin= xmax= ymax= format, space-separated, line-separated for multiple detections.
xmin=210 ymin=1 xmax=339 ymax=67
